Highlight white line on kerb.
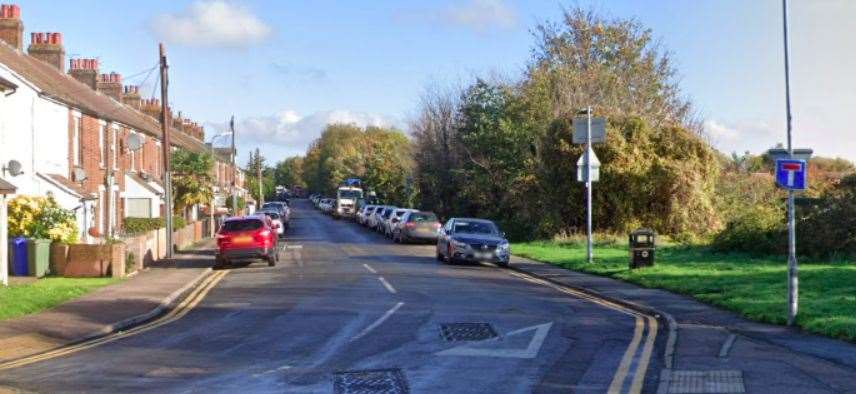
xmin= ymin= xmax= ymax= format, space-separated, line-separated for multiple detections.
xmin=351 ymin=302 xmax=405 ymax=341
xmin=363 ymin=263 xmax=377 ymax=274
xmin=378 ymin=276 xmax=397 ymax=294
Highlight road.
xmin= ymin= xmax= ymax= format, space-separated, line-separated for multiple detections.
xmin=0 ymin=200 xmax=662 ymax=393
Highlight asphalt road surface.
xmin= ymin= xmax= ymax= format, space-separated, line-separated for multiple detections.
xmin=0 ymin=200 xmax=662 ymax=393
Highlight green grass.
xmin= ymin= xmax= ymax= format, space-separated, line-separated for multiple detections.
xmin=0 ymin=277 xmax=119 ymax=321
xmin=512 ymin=240 xmax=856 ymax=342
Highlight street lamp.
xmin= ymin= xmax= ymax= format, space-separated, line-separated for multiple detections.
xmin=208 ymin=132 xmax=232 ymax=236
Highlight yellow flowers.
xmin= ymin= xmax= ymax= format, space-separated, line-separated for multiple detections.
xmin=7 ymin=195 xmax=78 ymax=243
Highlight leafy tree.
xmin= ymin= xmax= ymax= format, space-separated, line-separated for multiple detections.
xmin=171 ymin=149 xmax=214 ymax=216
xmin=274 ymin=156 xmax=306 ymax=190
xmin=246 ymin=150 xmax=276 ymax=203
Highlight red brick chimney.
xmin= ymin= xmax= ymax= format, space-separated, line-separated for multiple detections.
xmin=140 ymin=98 xmax=162 ymax=120
xmin=28 ymin=32 xmax=64 ymax=70
xmin=0 ymin=4 xmax=23 ymax=50
xmin=97 ymin=72 xmax=122 ymax=101
xmin=122 ymin=85 xmax=141 ymax=109
xmin=69 ymin=58 xmax=99 ymax=90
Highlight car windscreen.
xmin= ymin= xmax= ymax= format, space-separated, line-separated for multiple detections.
xmin=383 ymin=209 xmax=396 ymax=219
xmin=262 ymin=212 xmax=280 ymax=220
xmin=338 ymin=190 xmax=362 ymax=199
xmin=453 ymin=221 xmax=497 ymax=235
xmin=221 ymin=219 xmax=263 ymax=232
xmin=410 ymin=212 xmax=438 ymax=223
xmin=365 ymin=207 xmax=376 ymax=214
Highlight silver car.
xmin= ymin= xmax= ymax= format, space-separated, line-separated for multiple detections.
xmin=436 ymin=218 xmax=510 ymax=267
xmin=393 ymin=211 xmax=441 ymax=244
xmin=367 ymin=205 xmax=390 ymax=231
xmin=358 ymin=205 xmax=377 ymax=226
xmin=384 ymin=208 xmax=416 ymax=238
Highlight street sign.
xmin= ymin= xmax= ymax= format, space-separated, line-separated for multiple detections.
xmin=576 ymin=147 xmax=600 ymax=182
xmin=775 ymin=159 xmax=807 ymax=190
xmin=573 ymin=117 xmax=606 ymax=144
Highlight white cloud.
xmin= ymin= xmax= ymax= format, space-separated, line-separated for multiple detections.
xmin=443 ymin=0 xmax=517 ymax=31
xmin=207 ymin=110 xmax=397 ymax=164
xmin=396 ymin=0 xmax=517 ymax=32
xmin=151 ymin=1 xmax=272 ymax=48
xmin=704 ymin=118 xmax=782 ymax=155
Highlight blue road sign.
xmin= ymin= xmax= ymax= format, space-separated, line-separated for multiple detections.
xmin=775 ymin=159 xmax=807 ymax=190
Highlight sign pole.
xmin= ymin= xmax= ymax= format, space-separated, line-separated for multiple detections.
xmin=586 ymin=106 xmax=593 ymax=264
xmin=782 ymin=0 xmax=798 ymax=326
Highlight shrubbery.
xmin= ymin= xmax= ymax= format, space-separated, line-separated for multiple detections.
xmin=712 ymin=205 xmax=785 ymax=255
xmin=8 ymin=196 xmax=78 ymax=243
xmin=124 ymin=216 xmax=187 ymax=236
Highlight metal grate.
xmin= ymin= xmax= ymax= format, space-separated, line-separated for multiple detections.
xmin=333 ymin=368 xmax=409 ymax=394
xmin=667 ymin=370 xmax=745 ymax=393
xmin=439 ymin=323 xmax=498 ymax=342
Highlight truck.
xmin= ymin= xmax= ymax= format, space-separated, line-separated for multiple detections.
xmin=334 ymin=184 xmax=363 ymax=219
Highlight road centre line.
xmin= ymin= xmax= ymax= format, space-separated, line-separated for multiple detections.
xmin=506 ymin=270 xmax=657 ymax=394
xmin=351 ymin=302 xmax=405 ymax=342
xmin=362 ymin=263 xmax=377 ymax=274
xmin=378 ymin=276 xmax=397 ymax=294
xmin=0 ymin=270 xmax=229 ymax=371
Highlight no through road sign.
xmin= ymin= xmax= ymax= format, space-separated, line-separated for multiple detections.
xmin=775 ymin=159 xmax=807 ymax=190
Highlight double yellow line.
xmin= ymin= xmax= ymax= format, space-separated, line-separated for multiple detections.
xmin=507 ymin=271 xmax=658 ymax=394
xmin=0 ymin=270 xmax=229 ymax=371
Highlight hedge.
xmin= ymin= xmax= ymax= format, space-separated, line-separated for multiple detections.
xmin=124 ymin=216 xmax=188 ymax=236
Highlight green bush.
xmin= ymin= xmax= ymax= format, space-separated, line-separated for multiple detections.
xmin=124 ymin=216 xmax=188 ymax=236
xmin=797 ymin=174 xmax=856 ymax=258
xmin=712 ymin=205 xmax=785 ymax=255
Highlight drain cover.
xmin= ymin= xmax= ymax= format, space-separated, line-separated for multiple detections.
xmin=666 ymin=370 xmax=745 ymax=393
xmin=333 ymin=368 xmax=409 ymax=394
xmin=439 ymin=323 xmax=498 ymax=342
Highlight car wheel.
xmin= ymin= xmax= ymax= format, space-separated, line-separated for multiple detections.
xmin=214 ymin=257 xmax=229 ymax=270
xmin=496 ymin=260 xmax=509 ymax=268
xmin=267 ymin=255 xmax=276 ymax=267
xmin=446 ymin=244 xmax=456 ymax=264
xmin=436 ymin=252 xmax=444 ymax=261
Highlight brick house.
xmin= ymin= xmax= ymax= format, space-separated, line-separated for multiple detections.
xmin=0 ymin=3 xmax=245 ymax=242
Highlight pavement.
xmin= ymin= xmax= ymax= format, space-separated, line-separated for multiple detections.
xmin=0 ymin=248 xmax=213 ymax=364
xmin=0 ymin=201 xmax=854 ymax=393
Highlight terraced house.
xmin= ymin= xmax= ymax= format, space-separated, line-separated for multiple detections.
xmin=0 ymin=3 xmax=246 ymax=243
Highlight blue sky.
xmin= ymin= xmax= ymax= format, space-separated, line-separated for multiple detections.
xmin=14 ymin=0 xmax=856 ymax=164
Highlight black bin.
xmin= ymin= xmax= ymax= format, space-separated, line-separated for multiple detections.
xmin=629 ymin=228 xmax=656 ymax=269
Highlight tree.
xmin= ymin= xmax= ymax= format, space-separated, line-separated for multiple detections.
xmin=274 ymin=156 xmax=306 ymax=190
xmin=246 ymin=150 xmax=276 ymax=203
xmin=171 ymin=149 xmax=214 ymax=216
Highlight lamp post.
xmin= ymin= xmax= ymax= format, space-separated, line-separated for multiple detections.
xmin=208 ymin=132 xmax=232 ymax=236
xmin=781 ymin=0 xmax=798 ymax=327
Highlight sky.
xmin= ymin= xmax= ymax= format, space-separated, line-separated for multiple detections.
xmin=13 ymin=0 xmax=856 ymax=165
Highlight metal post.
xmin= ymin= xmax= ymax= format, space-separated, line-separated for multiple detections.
xmin=159 ymin=43 xmax=174 ymax=258
xmin=782 ymin=0 xmax=798 ymax=326
xmin=257 ymin=148 xmax=264 ymax=206
xmin=230 ymin=116 xmax=237 ymax=215
xmin=586 ymin=106 xmax=593 ymax=263
xmin=209 ymin=142 xmax=215 ymax=237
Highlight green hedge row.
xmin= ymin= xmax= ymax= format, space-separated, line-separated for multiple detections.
xmin=124 ymin=216 xmax=188 ymax=236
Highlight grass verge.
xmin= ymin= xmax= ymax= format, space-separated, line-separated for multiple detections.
xmin=0 ymin=277 xmax=119 ymax=321
xmin=512 ymin=240 xmax=856 ymax=342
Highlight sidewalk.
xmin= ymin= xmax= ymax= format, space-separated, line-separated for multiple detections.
xmin=510 ymin=255 xmax=856 ymax=393
xmin=0 ymin=243 xmax=215 ymax=364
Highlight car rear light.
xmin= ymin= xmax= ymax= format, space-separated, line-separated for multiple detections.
xmin=405 ymin=222 xmax=415 ymax=229
xmin=433 ymin=223 xmax=441 ymax=228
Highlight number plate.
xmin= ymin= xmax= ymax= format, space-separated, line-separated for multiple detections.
xmin=233 ymin=236 xmax=253 ymax=244
xmin=475 ymin=252 xmax=493 ymax=260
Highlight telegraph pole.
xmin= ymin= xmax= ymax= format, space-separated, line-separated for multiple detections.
xmin=585 ymin=106 xmax=593 ymax=264
xmin=781 ymin=0 xmax=798 ymax=326
xmin=230 ymin=116 xmax=237 ymax=215
xmin=159 ymin=43 xmax=174 ymax=258
xmin=256 ymin=148 xmax=264 ymax=206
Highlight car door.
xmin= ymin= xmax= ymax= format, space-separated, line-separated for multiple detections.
xmin=438 ymin=219 xmax=453 ymax=252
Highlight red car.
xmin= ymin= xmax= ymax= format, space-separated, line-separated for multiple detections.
xmin=215 ymin=216 xmax=279 ymax=268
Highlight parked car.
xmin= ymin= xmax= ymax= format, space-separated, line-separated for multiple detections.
xmin=358 ymin=205 xmax=377 ymax=226
xmin=375 ymin=206 xmax=398 ymax=233
xmin=393 ymin=211 xmax=441 ymax=244
xmin=436 ymin=218 xmax=510 ymax=267
xmin=261 ymin=201 xmax=290 ymax=225
xmin=256 ymin=210 xmax=285 ymax=238
xmin=367 ymin=205 xmax=389 ymax=230
xmin=319 ymin=198 xmax=334 ymax=213
xmin=384 ymin=208 xmax=415 ymax=238
xmin=215 ymin=216 xmax=279 ymax=268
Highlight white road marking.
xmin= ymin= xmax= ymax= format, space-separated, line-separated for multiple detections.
xmin=363 ymin=263 xmax=377 ymax=274
xmin=350 ymin=302 xmax=405 ymax=342
xmin=378 ymin=276 xmax=397 ymax=294
xmin=436 ymin=322 xmax=553 ymax=359
xmin=285 ymin=244 xmax=303 ymax=249
xmin=719 ymin=333 xmax=737 ymax=358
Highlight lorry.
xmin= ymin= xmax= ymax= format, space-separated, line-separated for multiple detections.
xmin=334 ymin=183 xmax=364 ymax=219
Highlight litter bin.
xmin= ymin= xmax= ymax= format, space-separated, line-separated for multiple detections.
xmin=27 ymin=239 xmax=51 ymax=277
xmin=629 ymin=228 xmax=656 ymax=269
xmin=8 ymin=237 xmax=28 ymax=276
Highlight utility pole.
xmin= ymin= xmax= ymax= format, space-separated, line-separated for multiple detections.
xmin=230 ymin=116 xmax=237 ymax=215
xmin=256 ymin=148 xmax=264 ymax=206
xmin=159 ymin=42 xmax=174 ymax=258
xmin=781 ymin=0 xmax=798 ymax=326
xmin=585 ymin=106 xmax=593 ymax=264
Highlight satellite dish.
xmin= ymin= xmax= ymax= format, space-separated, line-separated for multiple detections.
xmin=4 ymin=160 xmax=23 ymax=176
xmin=127 ymin=133 xmax=143 ymax=151
xmin=73 ymin=167 xmax=87 ymax=182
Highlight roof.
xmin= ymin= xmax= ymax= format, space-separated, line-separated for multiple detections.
xmin=0 ymin=41 xmax=229 ymax=162
xmin=126 ymin=172 xmax=163 ymax=196
xmin=38 ymin=173 xmax=91 ymax=198
xmin=0 ymin=177 xmax=15 ymax=194
xmin=0 ymin=75 xmax=16 ymax=92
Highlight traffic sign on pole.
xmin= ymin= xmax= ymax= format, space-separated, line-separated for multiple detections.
xmin=573 ymin=117 xmax=606 ymax=144
xmin=775 ymin=159 xmax=807 ymax=190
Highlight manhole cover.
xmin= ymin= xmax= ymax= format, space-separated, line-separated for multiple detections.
xmin=667 ymin=370 xmax=745 ymax=393
xmin=439 ymin=323 xmax=498 ymax=342
xmin=333 ymin=368 xmax=409 ymax=394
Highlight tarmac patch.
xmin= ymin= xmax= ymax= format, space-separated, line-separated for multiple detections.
xmin=664 ymin=370 xmax=745 ymax=393
xmin=333 ymin=368 xmax=409 ymax=394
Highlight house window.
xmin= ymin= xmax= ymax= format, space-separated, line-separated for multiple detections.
xmin=126 ymin=198 xmax=152 ymax=218
xmin=72 ymin=118 xmax=81 ymax=166
xmin=99 ymin=124 xmax=105 ymax=168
